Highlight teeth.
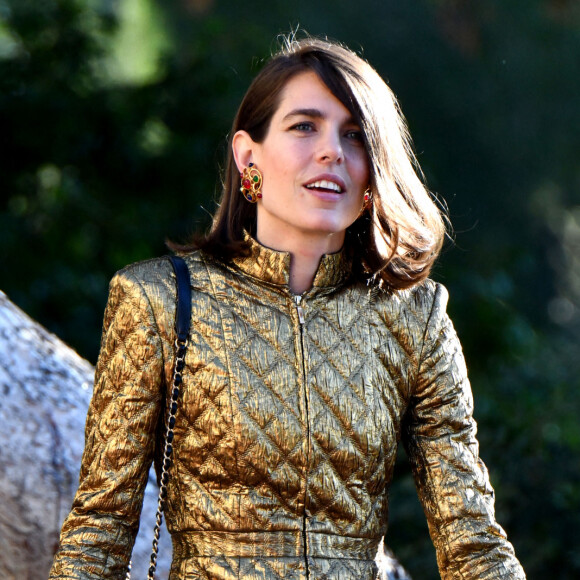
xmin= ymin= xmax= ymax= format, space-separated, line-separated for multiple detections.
xmin=306 ymin=180 xmax=342 ymax=193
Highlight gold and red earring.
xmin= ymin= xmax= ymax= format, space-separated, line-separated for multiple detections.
xmin=363 ymin=188 xmax=373 ymax=210
xmin=240 ymin=163 xmax=263 ymax=203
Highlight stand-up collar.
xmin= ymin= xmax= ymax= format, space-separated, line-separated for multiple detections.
xmin=230 ymin=232 xmax=351 ymax=290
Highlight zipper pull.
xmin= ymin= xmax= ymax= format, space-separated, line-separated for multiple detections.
xmin=295 ymin=295 xmax=305 ymax=324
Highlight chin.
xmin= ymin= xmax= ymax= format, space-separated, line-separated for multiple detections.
xmin=302 ymin=222 xmax=343 ymax=236
xmin=306 ymin=217 xmax=354 ymax=236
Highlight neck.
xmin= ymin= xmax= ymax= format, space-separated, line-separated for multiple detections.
xmin=255 ymin=228 xmax=345 ymax=294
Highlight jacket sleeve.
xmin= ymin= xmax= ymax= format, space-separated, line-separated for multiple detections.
xmin=403 ymin=282 xmax=526 ymax=579
xmin=49 ymin=267 xmax=166 ymax=579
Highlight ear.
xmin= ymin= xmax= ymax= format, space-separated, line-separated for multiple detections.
xmin=232 ymin=130 xmax=259 ymax=174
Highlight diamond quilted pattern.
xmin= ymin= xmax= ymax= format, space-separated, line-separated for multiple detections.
xmin=51 ymin=242 xmax=526 ymax=580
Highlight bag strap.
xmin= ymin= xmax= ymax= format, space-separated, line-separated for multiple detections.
xmin=127 ymin=255 xmax=191 ymax=580
xmin=170 ymin=255 xmax=192 ymax=343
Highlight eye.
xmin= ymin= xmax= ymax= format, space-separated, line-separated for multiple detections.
xmin=290 ymin=122 xmax=315 ymax=132
xmin=345 ymin=129 xmax=364 ymax=143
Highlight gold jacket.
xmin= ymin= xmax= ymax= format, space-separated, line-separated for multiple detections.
xmin=50 ymin=236 xmax=525 ymax=579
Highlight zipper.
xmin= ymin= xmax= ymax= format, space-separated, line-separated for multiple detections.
xmin=302 ymin=512 xmax=310 ymax=578
xmin=294 ymin=294 xmax=310 ymax=578
xmin=295 ymin=294 xmax=306 ymax=324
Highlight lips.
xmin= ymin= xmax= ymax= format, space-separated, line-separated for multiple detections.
xmin=304 ymin=174 xmax=346 ymax=194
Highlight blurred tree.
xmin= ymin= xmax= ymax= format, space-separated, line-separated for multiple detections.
xmin=1 ymin=0 xmax=579 ymax=577
xmin=0 ymin=0 xmax=236 ymax=357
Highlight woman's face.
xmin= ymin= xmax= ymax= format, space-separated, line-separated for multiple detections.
xmin=236 ymin=71 xmax=369 ymax=253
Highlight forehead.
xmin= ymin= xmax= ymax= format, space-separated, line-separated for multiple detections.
xmin=273 ymin=71 xmax=354 ymax=120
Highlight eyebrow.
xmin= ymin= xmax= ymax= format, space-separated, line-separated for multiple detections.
xmin=282 ymin=108 xmax=325 ymax=122
xmin=282 ymin=108 xmax=358 ymax=126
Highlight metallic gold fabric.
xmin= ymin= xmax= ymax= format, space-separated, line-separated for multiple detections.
xmin=50 ymin=236 xmax=526 ymax=579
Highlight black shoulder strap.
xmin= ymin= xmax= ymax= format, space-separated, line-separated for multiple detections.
xmin=168 ymin=255 xmax=191 ymax=343
xmin=138 ymin=256 xmax=191 ymax=580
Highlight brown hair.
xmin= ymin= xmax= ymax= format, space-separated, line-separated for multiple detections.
xmin=175 ymin=36 xmax=446 ymax=290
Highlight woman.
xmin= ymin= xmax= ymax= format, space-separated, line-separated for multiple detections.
xmin=50 ymin=37 xmax=526 ymax=579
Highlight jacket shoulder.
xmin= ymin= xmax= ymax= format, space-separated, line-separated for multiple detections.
xmin=111 ymin=251 xmax=206 ymax=293
xmin=373 ymin=278 xmax=449 ymax=326
xmin=407 ymin=278 xmax=449 ymax=320
xmin=102 ymin=252 xmax=205 ymax=344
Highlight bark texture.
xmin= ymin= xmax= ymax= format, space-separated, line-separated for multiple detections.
xmin=0 ymin=290 xmax=171 ymax=579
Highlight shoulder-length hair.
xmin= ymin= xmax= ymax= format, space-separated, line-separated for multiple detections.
xmin=175 ymin=36 xmax=446 ymax=290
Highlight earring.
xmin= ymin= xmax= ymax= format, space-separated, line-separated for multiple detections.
xmin=240 ymin=163 xmax=263 ymax=203
xmin=363 ymin=187 xmax=373 ymax=210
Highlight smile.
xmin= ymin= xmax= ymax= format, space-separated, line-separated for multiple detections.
xmin=304 ymin=180 xmax=344 ymax=193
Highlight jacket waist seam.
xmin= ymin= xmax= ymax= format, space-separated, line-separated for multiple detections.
xmin=172 ymin=530 xmax=379 ymax=560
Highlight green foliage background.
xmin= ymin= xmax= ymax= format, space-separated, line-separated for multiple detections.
xmin=1 ymin=0 xmax=579 ymax=577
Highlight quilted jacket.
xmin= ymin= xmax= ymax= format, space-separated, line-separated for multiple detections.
xmin=50 ymin=235 xmax=526 ymax=579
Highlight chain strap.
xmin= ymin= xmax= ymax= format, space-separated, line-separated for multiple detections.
xmin=126 ymin=337 xmax=187 ymax=580
xmin=127 ymin=256 xmax=191 ymax=580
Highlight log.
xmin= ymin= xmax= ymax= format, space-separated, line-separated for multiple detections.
xmin=0 ymin=290 xmax=171 ymax=579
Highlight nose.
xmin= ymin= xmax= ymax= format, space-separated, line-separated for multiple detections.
xmin=317 ymin=129 xmax=344 ymax=164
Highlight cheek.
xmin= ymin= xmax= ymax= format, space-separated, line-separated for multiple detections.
xmin=261 ymin=149 xmax=292 ymax=185
xmin=350 ymin=154 xmax=370 ymax=190
xmin=359 ymin=159 xmax=370 ymax=188
xmin=264 ymin=159 xmax=302 ymax=195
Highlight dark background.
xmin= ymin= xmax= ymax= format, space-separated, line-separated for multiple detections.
xmin=1 ymin=0 xmax=579 ymax=577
